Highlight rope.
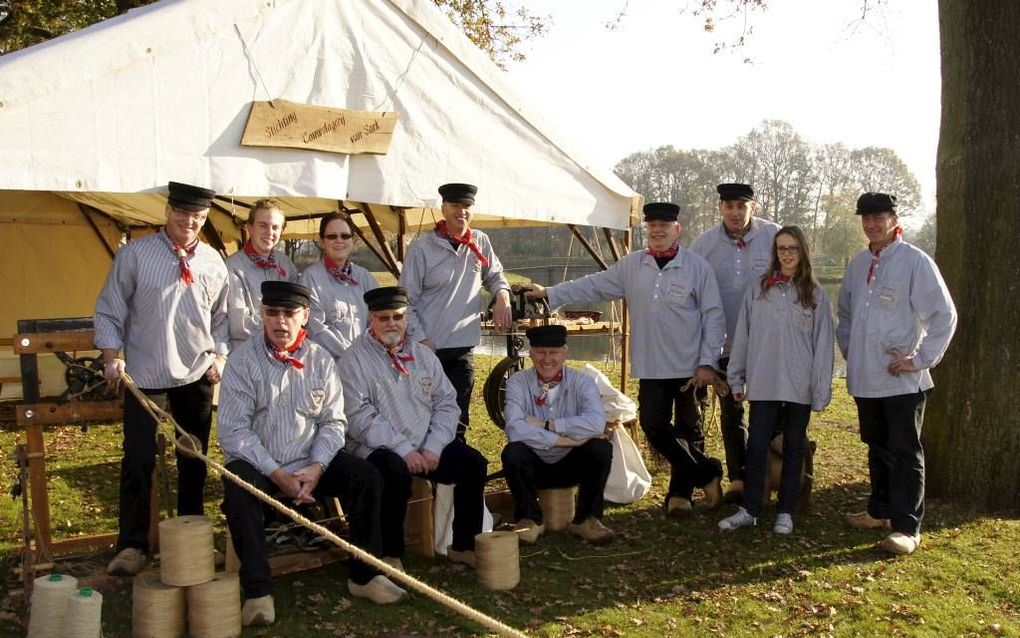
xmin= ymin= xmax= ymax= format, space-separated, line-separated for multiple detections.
xmin=120 ymin=374 xmax=527 ymax=638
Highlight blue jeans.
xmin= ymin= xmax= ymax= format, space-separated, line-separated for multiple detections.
xmin=743 ymin=401 xmax=811 ymax=517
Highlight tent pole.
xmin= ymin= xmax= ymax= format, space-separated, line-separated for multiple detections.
xmin=77 ymin=204 xmax=116 ymax=260
xmin=394 ymin=207 xmax=407 ymax=263
xmin=340 ymin=203 xmax=398 ymax=277
xmin=620 ymin=228 xmax=632 ymax=394
xmin=567 ymin=224 xmax=608 ymax=270
xmin=602 ymin=228 xmax=626 ymax=262
xmin=201 ymin=222 xmax=229 ymax=259
xmin=359 ymin=203 xmax=401 ymax=275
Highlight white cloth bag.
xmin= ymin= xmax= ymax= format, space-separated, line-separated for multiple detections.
xmin=433 ymin=483 xmax=494 ymax=555
xmin=578 ymin=364 xmax=651 ymax=504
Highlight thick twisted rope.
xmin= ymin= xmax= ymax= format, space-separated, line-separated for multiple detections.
xmin=121 ymin=374 xmax=527 ymax=638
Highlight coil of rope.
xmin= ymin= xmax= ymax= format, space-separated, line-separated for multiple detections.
xmin=120 ymin=373 xmax=527 ymax=638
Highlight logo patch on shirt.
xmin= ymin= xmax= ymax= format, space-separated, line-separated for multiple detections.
xmin=666 ymin=281 xmax=690 ymax=299
xmin=419 ymin=375 xmax=434 ymax=395
xmin=309 ymin=388 xmax=326 ymax=410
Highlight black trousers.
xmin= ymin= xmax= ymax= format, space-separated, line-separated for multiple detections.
xmin=743 ymin=401 xmax=811 ymax=517
xmin=435 ymin=347 xmax=474 ymax=439
xmin=501 ymin=439 xmax=613 ymax=524
xmin=117 ymin=377 xmax=213 ymax=552
xmin=221 ymin=454 xmax=384 ymax=598
xmin=366 ymin=439 xmax=487 ymax=556
xmin=855 ymin=391 xmax=929 ymax=536
xmin=695 ymin=357 xmax=747 ymax=481
xmin=638 ymin=378 xmax=723 ymax=501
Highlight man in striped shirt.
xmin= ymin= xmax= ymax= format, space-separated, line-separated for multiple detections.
xmin=224 ymin=198 xmax=297 ymax=350
xmin=95 ymin=181 xmax=229 ymax=577
xmin=341 ymin=286 xmax=488 ymax=569
xmin=219 ymin=281 xmax=407 ymax=626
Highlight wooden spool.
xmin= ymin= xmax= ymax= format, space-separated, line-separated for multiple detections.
xmin=186 ymin=572 xmax=241 ymax=638
xmin=474 ymin=531 xmax=520 ymax=591
xmin=132 ymin=571 xmax=185 ymax=638
xmin=538 ymin=488 xmax=575 ymax=532
xmin=158 ymin=515 xmax=215 ymax=587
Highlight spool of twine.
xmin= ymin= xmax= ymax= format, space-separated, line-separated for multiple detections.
xmin=474 ymin=532 xmax=520 ymax=591
xmin=132 ymin=571 xmax=185 ymax=638
xmin=27 ymin=573 xmax=78 ymax=638
xmin=63 ymin=587 xmax=103 ymax=638
xmin=538 ymin=487 xmax=575 ymax=532
xmin=159 ymin=515 xmax=215 ymax=587
xmin=186 ymin=572 xmax=242 ymax=638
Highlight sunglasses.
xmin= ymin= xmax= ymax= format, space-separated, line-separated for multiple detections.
xmin=263 ymin=308 xmax=304 ymax=318
xmin=323 ymin=233 xmax=354 ymax=240
xmin=374 ymin=312 xmax=407 ymax=323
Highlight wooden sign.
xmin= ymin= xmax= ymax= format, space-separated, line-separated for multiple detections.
xmin=240 ymin=99 xmax=397 ymax=155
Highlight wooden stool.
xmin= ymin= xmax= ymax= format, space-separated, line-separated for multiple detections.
xmin=404 ymin=477 xmax=435 ymax=557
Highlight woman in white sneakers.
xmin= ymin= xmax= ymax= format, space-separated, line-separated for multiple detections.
xmin=719 ymin=226 xmax=834 ymax=535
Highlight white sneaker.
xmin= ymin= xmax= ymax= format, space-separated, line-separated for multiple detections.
xmin=880 ymin=532 xmax=921 ymax=555
xmin=718 ymin=507 xmax=757 ymax=531
xmin=773 ymin=513 xmax=794 ymax=535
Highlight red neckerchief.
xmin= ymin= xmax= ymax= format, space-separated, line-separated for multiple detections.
xmin=265 ymin=329 xmax=307 ymax=369
xmin=725 ymin=223 xmax=750 ymax=249
xmin=324 ymin=257 xmax=359 ymax=286
xmin=166 ymin=229 xmax=198 ymax=286
xmin=370 ymin=329 xmax=414 ymax=376
xmin=766 ymin=271 xmax=791 ymax=288
xmin=646 ymin=242 xmax=679 ymax=259
xmin=244 ymin=241 xmax=287 ymax=278
xmin=535 ymin=370 xmax=564 ymax=406
xmin=866 ymin=227 xmax=904 ymax=284
xmin=436 ymin=220 xmax=489 ymax=267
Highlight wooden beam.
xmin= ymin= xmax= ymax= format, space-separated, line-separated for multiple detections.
xmin=567 ymin=224 xmax=609 ymax=271
xmin=394 ymin=207 xmax=407 ymax=263
xmin=13 ymin=330 xmax=97 ymax=354
xmin=602 ymin=228 xmax=624 ymax=262
xmin=340 ymin=204 xmax=392 ymax=271
xmin=17 ymin=401 xmax=123 ymax=426
xmin=201 ymin=221 xmax=229 ymax=260
xmin=620 ymin=228 xmax=632 ymax=394
xmin=78 ymin=205 xmax=116 ymax=260
xmin=358 ymin=203 xmax=401 ymax=275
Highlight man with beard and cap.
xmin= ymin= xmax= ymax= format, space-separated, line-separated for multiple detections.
xmin=340 ymin=286 xmax=488 ymax=569
xmin=525 ymin=202 xmax=726 ymax=516
xmin=398 ymin=183 xmax=512 ymax=439
xmin=690 ymin=183 xmax=781 ymax=502
xmin=837 ymin=192 xmax=957 ymax=556
xmin=95 ymin=180 xmax=229 ymax=576
xmin=501 ymin=324 xmax=615 ymax=546
xmin=218 ymin=281 xmax=407 ymax=626
xmin=224 ymin=198 xmax=298 ymax=350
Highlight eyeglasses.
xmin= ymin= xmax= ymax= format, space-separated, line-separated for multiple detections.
xmin=373 ymin=312 xmax=407 ymax=323
xmin=263 ymin=308 xmax=303 ymax=318
xmin=776 ymin=246 xmax=800 ymax=254
xmin=323 ymin=233 xmax=354 ymax=241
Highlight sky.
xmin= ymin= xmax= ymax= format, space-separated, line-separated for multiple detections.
xmin=503 ymin=0 xmax=941 ymax=214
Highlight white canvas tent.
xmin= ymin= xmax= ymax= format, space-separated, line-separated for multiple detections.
xmin=0 ymin=0 xmax=640 ymax=396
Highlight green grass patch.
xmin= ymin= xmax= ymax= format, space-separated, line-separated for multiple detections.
xmin=0 ymin=366 xmax=1017 ymax=637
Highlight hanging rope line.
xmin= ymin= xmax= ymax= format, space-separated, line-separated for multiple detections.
xmin=120 ymin=374 xmax=527 ymax=638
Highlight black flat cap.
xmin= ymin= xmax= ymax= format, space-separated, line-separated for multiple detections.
xmin=167 ymin=181 xmax=216 ymax=212
xmin=856 ymin=192 xmax=898 ymax=215
xmin=717 ymin=183 xmax=754 ymax=201
xmin=261 ymin=281 xmax=312 ymax=309
xmin=643 ymin=202 xmax=680 ymax=222
xmin=364 ymin=286 xmax=409 ymax=312
xmin=438 ymin=183 xmax=477 ymax=205
xmin=526 ymin=324 xmax=567 ymax=348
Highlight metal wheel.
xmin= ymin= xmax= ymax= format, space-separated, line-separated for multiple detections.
xmin=482 ymin=356 xmax=528 ymax=429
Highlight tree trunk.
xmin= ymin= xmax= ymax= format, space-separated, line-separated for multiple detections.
xmin=924 ymin=0 xmax=1020 ymax=511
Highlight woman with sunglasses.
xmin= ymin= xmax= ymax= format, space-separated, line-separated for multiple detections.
xmin=718 ymin=225 xmax=833 ymax=535
xmin=299 ymin=213 xmax=379 ymax=358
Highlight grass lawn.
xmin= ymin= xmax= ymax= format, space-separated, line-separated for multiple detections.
xmin=0 ymin=357 xmax=1017 ymax=637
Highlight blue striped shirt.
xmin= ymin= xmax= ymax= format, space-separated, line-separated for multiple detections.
xmin=224 ymin=247 xmax=297 ymax=351
xmin=94 ymin=230 xmax=229 ymax=389
xmin=299 ymin=261 xmax=379 ymax=358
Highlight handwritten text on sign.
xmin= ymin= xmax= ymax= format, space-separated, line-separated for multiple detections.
xmin=240 ymin=99 xmax=397 ymax=155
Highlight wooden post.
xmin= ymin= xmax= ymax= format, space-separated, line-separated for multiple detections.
xmin=567 ymin=224 xmax=609 ymax=270
xmin=395 ymin=207 xmax=407 ymax=263
xmin=359 ymin=203 xmax=401 ymax=275
xmin=78 ymin=204 xmax=116 ymax=260
xmin=620 ymin=228 xmax=632 ymax=394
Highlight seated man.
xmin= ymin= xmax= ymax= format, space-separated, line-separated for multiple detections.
xmin=218 ymin=281 xmax=407 ymax=627
xmin=501 ymin=325 xmax=615 ymax=546
xmin=340 ymin=286 xmax=488 ymax=568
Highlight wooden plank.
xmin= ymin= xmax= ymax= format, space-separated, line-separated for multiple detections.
xmin=17 ymin=401 xmax=123 ymax=426
xmin=13 ymin=331 xmax=97 ymax=354
xmin=405 ymin=478 xmax=434 ymax=558
xmin=43 ymin=533 xmax=118 ymax=557
xmin=267 ymin=548 xmax=347 ymax=577
xmin=241 ymin=99 xmax=397 ymax=156
xmin=25 ymin=424 xmax=51 ymax=551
